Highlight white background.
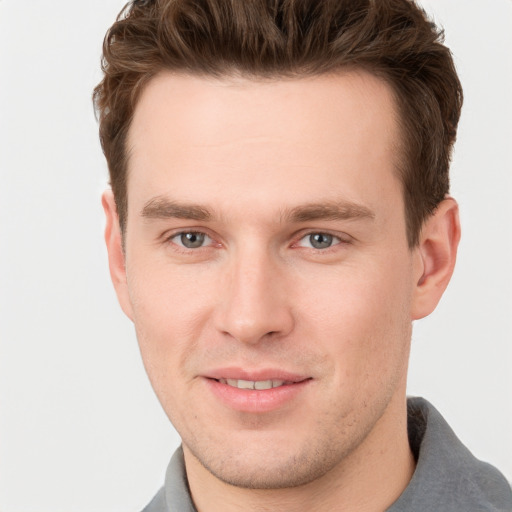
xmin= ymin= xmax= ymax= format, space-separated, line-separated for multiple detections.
xmin=0 ymin=1 xmax=511 ymax=511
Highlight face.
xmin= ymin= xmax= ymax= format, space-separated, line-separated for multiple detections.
xmin=108 ymin=71 xmax=425 ymax=489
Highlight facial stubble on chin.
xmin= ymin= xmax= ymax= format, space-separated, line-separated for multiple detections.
xmin=181 ymin=402 xmax=389 ymax=491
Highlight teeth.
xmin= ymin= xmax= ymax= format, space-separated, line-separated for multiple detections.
xmin=254 ymin=380 xmax=273 ymax=390
xmin=218 ymin=379 xmax=288 ymax=390
xmin=237 ymin=379 xmax=255 ymax=390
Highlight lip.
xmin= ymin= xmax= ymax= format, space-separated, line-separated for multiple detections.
xmin=204 ymin=367 xmax=309 ymax=383
xmin=202 ymin=368 xmax=312 ymax=413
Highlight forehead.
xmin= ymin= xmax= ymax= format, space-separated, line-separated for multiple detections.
xmin=126 ymin=71 xmax=402 ymax=222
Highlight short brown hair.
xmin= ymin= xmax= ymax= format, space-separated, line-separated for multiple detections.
xmin=93 ymin=0 xmax=463 ymax=247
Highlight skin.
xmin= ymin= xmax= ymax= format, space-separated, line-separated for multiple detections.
xmin=103 ymin=71 xmax=460 ymax=512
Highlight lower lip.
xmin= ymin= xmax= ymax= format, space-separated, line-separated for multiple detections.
xmin=204 ymin=378 xmax=311 ymax=413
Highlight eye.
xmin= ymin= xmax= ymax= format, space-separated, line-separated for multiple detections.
xmin=170 ymin=231 xmax=212 ymax=249
xmin=297 ymin=232 xmax=341 ymax=250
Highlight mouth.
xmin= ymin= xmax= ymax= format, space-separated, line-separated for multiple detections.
xmin=215 ymin=378 xmax=296 ymax=390
xmin=204 ymin=371 xmax=312 ymax=413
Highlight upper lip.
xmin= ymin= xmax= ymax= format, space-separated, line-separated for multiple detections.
xmin=204 ymin=367 xmax=310 ymax=382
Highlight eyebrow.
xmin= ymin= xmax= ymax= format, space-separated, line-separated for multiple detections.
xmin=141 ymin=197 xmax=212 ymax=221
xmin=283 ymin=201 xmax=375 ymax=223
xmin=140 ymin=196 xmax=375 ymax=223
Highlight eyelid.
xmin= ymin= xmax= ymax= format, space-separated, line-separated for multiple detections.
xmin=163 ymin=228 xmax=221 ymax=249
xmin=160 ymin=227 xmax=352 ymax=252
xmin=292 ymin=229 xmax=352 ymax=249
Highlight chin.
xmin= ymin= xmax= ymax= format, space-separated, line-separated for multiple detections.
xmin=192 ymin=447 xmax=341 ymax=489
xmin=182 ymin=421 xmax=368 ymax=491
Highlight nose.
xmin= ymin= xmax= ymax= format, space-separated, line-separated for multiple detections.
xmin=214 ymin=247 xmax=294 ymax=345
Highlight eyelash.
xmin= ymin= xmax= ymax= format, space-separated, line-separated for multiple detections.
xmin=293 ymin=231 xmax=347 ymax=251
xmin=164 ymin=229 xmax=350 ymax=253
xmin=165 ymin=230 xmax=217 ymax=251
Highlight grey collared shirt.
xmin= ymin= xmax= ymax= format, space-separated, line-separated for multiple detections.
xmin=142 ymin=397 xmax=512 ymax=512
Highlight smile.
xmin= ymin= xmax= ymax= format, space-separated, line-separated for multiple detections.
xmin=217 ymin=379 xmax=290 ymax=390
xmin=206 ymin=374 xmax=312 ymax=413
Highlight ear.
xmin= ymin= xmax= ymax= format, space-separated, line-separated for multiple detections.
xmin=102 ymin=190 xmax=134 ymax=321
xmin=411 ymin=197 xmax=461 ymax=320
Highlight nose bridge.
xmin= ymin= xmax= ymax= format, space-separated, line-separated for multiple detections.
xmin=215 ymin=241 xmax=293 ymax=344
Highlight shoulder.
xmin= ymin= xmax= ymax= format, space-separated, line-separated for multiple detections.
xmin=388 ymin=397 xmax=512 ymax=512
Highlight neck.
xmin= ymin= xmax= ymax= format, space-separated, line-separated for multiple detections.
xmin=184 ymin=393 xmax=415 ymax=512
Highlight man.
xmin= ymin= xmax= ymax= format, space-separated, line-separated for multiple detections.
xmin=94 ymin=0 xmax=512 ymax=510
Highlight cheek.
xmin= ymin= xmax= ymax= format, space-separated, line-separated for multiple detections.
xmin=128 ymin=254 xmax=214 ymax=319
xmin=296 ymin=258 xmax=413 ymax=377
xmin=126 ymin=260 xmax=217 ymax=377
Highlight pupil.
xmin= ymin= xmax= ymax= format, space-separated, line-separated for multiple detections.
xmin=310 ymin=233 xmax=332 ymax=249
xmin=181 ymin=232 xmax=205 ymax=248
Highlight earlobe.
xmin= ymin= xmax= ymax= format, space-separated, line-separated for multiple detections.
xmin=102 ymin=190 xmax=134 ymax=321
xmin=411 ymin=197 xmax=461 ymax=320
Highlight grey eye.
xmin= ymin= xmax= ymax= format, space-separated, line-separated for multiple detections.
xmin=178 ymin=232 xmax=207 ymax=248
xmin=308 ymin=233 xmax=334 ymax=249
